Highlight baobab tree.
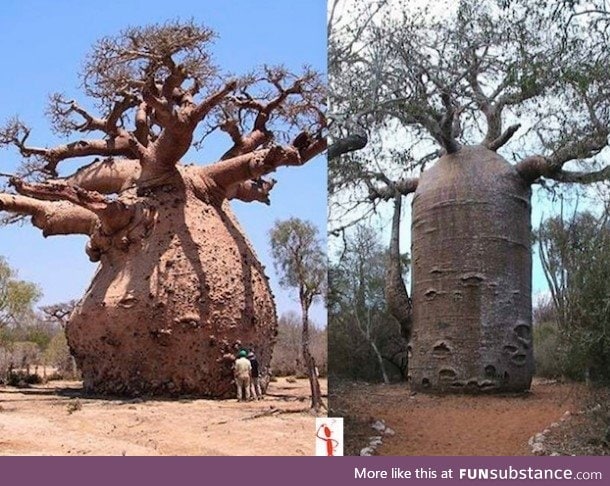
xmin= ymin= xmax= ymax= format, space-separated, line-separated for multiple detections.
xmin=329 ymin=0 xmax=610 ymax=393
xmin=0 ymin=21 xmax=326 ymax=396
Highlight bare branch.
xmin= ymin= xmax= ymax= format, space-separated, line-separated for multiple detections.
xmin=328 ymin=133 xmax=368 ymax=159
xmin=191 ymin=80 xmax=237 ymax=123
xmin=203 ymin=146 xmax=301 ymax=190
xmin=546 ymin=130 xmax=609 ymax=168
xmin=0 ymin=193 xmax=97 ymax=236
xmin=9 ymin=178 xmax=134 ymax=234
xmin=368 ymin=177 xmax=419 ymax=201
xmin=516 ymin=155 xmax=610 ymax=185
xmin=547 ymin=166 xmax=610 ymax=184
xmin=201 ymin=135 xmax=325 ymax=203
xmin=227 ymin=178 xmax=277 ymax=205
xmin=487 ymin=124 xmax=521 ymax=152
xmin=57 ymin=158 xmax=140 ymax=194
xmin=15 ymin=134 xmax=136 ymax=175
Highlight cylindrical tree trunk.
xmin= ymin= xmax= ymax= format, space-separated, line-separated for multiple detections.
xmin=409 ymin=145 xmax=534 ymax=393
xmin=67 ymin=170 xmax=277 ymax=397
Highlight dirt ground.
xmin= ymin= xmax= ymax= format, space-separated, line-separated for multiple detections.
xmin=330 ymin=378 xmax=603 ymax=456
xmin=0 ymin=377 xmax=326 ymax=456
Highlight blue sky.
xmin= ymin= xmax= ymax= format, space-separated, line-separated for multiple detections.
xmin=0 ymin=0 xmax=327 ymax=325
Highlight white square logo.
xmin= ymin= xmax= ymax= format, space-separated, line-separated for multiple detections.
xmin=315 ymin=417 xmax=344 ymax=456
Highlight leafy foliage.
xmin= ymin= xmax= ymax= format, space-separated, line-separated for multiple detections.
xmin=329 ymin=224 xmax=408 ymax=382
xmin=269 ymin=218 xmax=326 ymax=306
xmin=269 ymin=218 xmax=326 ymax=409
xmin=0 ymin=256 xmax=41 ymax=329
xmin=538 ymin=208 xmax=610 ymax=383
xmin=328 ymin=0 xmax=610 ymax=232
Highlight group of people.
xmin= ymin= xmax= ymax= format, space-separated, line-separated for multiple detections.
xmin=233 ymin=349 xmax=263 ymax=402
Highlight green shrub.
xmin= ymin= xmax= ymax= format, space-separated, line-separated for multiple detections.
xmin=533 ymin=321 xmax=563 ymax=378
xmin=6 ymin=371 xmax=42 ymax=387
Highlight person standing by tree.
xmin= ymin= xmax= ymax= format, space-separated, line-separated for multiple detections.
xmin=269 ymin=218 xmax=326 ymax=411
xmin=234 ymin=350 xmax=251 ymax=402
xmin=248 ymin=351 xmax=263 ymax=400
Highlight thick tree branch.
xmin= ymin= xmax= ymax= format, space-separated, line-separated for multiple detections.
xmin=201 ymin=135 xmax=325 ymax=201
xmin=105 ymin=96 xmax=138 ymax=134
xmin=487 ymin=123 xmax=521 ymax=151
xmin=439 ymin=92 xmax=460 ymax=154
xmin=9 ymin=178 xmax=133 ymax=234
xmin=11 ymin=178 xmax=110 ymax=212
xmin=546 ymin=166 xmax=610 ymax=184
xmin=516 ymin=129 xmax=609 ymax=184
xmin=191 ymin=80 xmax=237 ymax=123
xmin=227 ymin=178 xmax=277 ymax=205
xmin=546 ymin=130 xmax=609 ymax=168
xmin=57 ymin=158 xmax=141 ymax=194
xmin=515 ymin=155 xmax=610 ymax=185
xmin=16 ymin=135 xmax=136 ymax=174
xmin=162 ymin=63 xmax=187 ymax=103
xmin=328 ymin=133 xmax=368 ymax=159
xmin=368 ymin=177 xmax=419 ymax=201
xmin=134 ymin=102 xmax=151 ymax=145
xmin=0 ymin=193 xmax=97 ymax=236
xmin=203 ymin=146 xmax=301 ymax=189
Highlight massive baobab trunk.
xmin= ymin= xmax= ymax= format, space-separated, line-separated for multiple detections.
xmin=409 ymin=146 xmax=533 ymax=393
xmin=0 ymin=22 xmax=326 ymax=397
xmin=67 ymin=168 xmax=277 ymax=396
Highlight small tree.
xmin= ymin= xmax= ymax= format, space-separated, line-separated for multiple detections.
xmin=271 ymin=311 xmax=327 ymax=377
xmin=538 ymin=207 xmax=610 ymax=383
xmin=269 ymin=218 xmax=326 ymax=410
xmin=0 ymin=257 xmax=41 ymax=330
xmin=329 ymin=223 xmax=409 ymax=383
xmin=41 ymin=300 xmax=78 ymax=327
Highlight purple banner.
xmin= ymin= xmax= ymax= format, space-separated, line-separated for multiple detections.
xmin=1 ymin=457 xmax=608 ymax=486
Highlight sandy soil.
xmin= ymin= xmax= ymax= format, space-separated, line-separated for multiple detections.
xmin=331 ymin=378 xmax=586 ymax=456
xmin=0 ymin=377 xmax=326 ymax=456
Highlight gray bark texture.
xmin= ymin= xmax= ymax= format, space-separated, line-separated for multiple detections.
xmin=409 ymin=146 xmax=534 ymax=393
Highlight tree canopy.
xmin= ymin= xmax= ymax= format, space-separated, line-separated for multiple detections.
xmin=269 ymin=218 xmax=326 ymax=308
xmin=0 ymin=20 xmax=326 ymax=249
xmin=538 ymin=207 xmax=610 ymax=383
xmin=329 ymin=0 xmax=610 ymax=230
xmin=0 ymin=257 xmax=41 ymax=328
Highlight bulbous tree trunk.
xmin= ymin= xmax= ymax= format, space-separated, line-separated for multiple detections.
xmin=67 ymin=168 xmax=277 ymax=397
xmin=409 ymin=146 xmax=534 ymax=393
xmin=0 ymin=21 xmax=326 ymax=398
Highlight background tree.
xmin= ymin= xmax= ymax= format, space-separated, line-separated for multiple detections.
xmin=270 ymin=311 xmax=327 ymax=378
xmin=269 ymin=218 xmax=326 ymax=410
xmin=329 ymin=0 xmax=610 ymax=393
xmin=538 ymin=206 xmax=610 ymax=383
xmin=0 ymin=257 xmax=40 ymax=330
xmin=41 ymin=300 xmax=78 ymax=327
xmin=0 ymin=21 xmax=326 ymax=397
xmin=329 ymin=223 xmax=408 ymax=383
